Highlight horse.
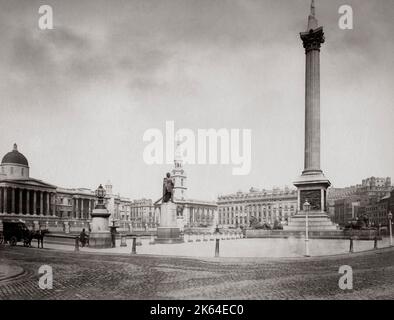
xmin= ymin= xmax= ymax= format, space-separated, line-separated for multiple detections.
xmin=24 ymin=229 xmax=49 ymax=248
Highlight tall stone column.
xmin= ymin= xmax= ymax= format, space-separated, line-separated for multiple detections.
xmin=19 ymin=189 xmax=23 ymax=214
xmin=26 ymin=190 xmax=30 ymax=214
xmin=76 ymin=198 xmax=79 ymax=219
xmin=40 ymin=191 xmax=43 ymax=215
xmin=33 ymin=191 xmax=37 ymax=215
xmin=4 ymin=187 xmax=8 ymax=214
xmin=46 ymin=192 xmax=50 ymax=216
xmin=302 ymin=26 xmax=323 ymax=175
xmin=51 ymin=193 xmax=56 ymax=216
xmin=11 ymin=187 xmax=15 ymax=214
xmin=0 ymin=187 xmax=3 ymax=214
xmin=80 ymin=199 xmax=83 ymax=219
xmin=285 ymin=1 xmax=337 ymax=232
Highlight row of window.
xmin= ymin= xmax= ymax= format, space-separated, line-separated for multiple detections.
xmin=1 ymin=166 xmax=25 ymax=175
xmin=219 ymin=204 xmax=296 ymax=212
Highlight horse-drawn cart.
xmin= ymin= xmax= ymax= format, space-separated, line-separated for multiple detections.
xmin=2 ymin=221 xmax=30 ymax=246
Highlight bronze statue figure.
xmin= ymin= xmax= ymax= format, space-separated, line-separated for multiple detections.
xmin=162 ymin=172 xmax=174 ymax=203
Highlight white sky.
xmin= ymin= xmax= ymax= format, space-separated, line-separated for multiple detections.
xmin=1 ymin=0 xmax=393 ymax=201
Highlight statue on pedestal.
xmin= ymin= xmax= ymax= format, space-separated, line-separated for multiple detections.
xmin=155 ymin=172 xmax=183 ymax=244
xmin=162 ymin=172 xmax=174 ymax=203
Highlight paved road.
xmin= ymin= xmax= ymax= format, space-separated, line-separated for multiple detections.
xmin=0 ymin=246 xmax=393 ymax=299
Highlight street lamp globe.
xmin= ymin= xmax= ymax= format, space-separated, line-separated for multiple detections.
xmin=95 ymin=184 xmax=106 ymax=199
xmin=388 ymin=211 xmax=393 ymax=220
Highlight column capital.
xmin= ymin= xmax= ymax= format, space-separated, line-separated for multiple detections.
xmin=300 ymin=27 xmax=324 ymax=53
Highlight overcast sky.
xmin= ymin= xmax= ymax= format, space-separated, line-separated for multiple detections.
xmin=1 ymin=0 xmax=393 ymax=201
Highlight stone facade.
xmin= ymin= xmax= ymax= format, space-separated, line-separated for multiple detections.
xmin=331 ymin=177 xmax=392 ymax=226
xmin=217 ymin=187 xmax=297 ymax=228
xmin=0 ymin=144 xmax=131 ymax=232
xmin=337 ymin=190 xmax=394 ymax=227
xmin=130 ymin=198 xmax=156 ymax=229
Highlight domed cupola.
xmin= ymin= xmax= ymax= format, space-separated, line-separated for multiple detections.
xmin=0 ymin=143 xmax=30 ymax=179
xmin=2 ymin=143 xmax=29 ymax=166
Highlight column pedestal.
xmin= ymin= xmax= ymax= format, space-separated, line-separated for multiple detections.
xmin=284 ymin=173 xmax=338 ymax=231
xmin=89 ymin=208 xmax=112 ymax=248
xmin=155 ymin=202 xmax=183 ymax=244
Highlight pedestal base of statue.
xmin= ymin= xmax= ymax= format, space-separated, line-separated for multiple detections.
xmin=155 ymin=227 xmax=184 ymax=244
xmin=89 ymin=232 xmax=112 ymax=248
xmin=284 ymin=171 xmax=338 ymax=232
xmin=89 ymin=208 xmax=112 ymax=248
xmin=155 ymin=202 xmax=183 ymax=244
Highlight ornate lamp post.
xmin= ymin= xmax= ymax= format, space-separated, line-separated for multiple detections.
xmin=388 ymin=211 xmax=393 ymax=247
xmin=303 ymin=200 xmax=311 ymax=257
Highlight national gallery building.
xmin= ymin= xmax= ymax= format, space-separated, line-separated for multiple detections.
xmin=0 ymin=144 xmax=130 ymax=232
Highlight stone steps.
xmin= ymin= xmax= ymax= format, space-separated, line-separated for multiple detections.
xmin=284 ymin=213 xmax=338 ymax=231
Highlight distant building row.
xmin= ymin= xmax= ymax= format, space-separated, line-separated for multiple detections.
xmin=331 ymin=177 xmax=393 ymax=227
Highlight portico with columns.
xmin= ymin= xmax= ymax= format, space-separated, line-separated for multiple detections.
xmin=0 ymin=182 xmax=57 ymax=217
xmin=0 ymin=144 xmax=96 ymax=231
xmin=0 ymin=144 xmax=58 ymax=226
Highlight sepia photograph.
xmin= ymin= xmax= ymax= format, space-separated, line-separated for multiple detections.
xmin=0 ymin=0 xmax=393 ymax=312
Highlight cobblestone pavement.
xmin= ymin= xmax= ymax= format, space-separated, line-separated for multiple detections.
xmin=0 ymin=246 xmax=393 ymax=300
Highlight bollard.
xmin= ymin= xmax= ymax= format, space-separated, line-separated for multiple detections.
xmin=131 ymin=237 xmax=137 ymax=254
xmin=215 ymin=238 xmax=220 ymax=257
xmin=203 ymin=233 xmax=208 ymax=242
xmin=75 ymin=236 xmax=79 ymax=252
xmin=120 ymin=234 xmax=127 ymax=247
xmin=196 ymin=233 xmax=201 ymax=242
xmin=149 ymin=234 xmax=155 ymax=245
xmin=349 ymin=237 xmax=354 ymax=253
xmin=188 ymin=233 xmax=193 ymax=242
xmin=210 ymin=233 xmax=214 ymax=241
xmin=374 ymin=236 xmax=378 ymax=250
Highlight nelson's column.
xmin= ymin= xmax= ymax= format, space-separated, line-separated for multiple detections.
xmin=284 ymin=1 xmax=337 ymax=232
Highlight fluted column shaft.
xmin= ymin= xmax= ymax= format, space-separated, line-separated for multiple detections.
xmin=19 ymin=189 xmax=23 ymax=214
xmin=40 ymin=192 xmax=43 ymax=215
xmin=304 ymin=48 xmax=321 ymax=172
xmin=33 ymin=191 xmax=37 ymax=215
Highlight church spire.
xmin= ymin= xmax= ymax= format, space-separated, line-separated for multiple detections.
xmin=307 ymin=0 xmax=318 ymax=31
xmin=174 ymin=134 xmax=182 ymax=164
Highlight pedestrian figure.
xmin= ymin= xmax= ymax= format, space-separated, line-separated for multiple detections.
xmin=80 ymin=228 xmax=88 ymax=247
xmin=110 ymin=227 xmax=116 ymax=248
